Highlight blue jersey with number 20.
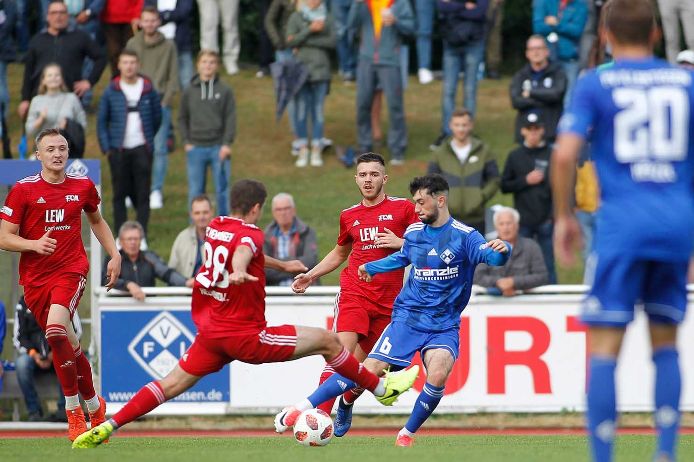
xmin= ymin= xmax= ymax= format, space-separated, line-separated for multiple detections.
xmin=559 ymin=58 xmax=694 ymax=260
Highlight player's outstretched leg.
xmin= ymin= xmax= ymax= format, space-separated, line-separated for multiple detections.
xmin=653 ymin=346 xmax=681 ymax=462
xmin=586 ymin=355 xmax=618 ymax=462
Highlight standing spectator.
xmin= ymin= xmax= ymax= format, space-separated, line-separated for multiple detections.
xmin=25 ymin=64 xmax=87 ymax=142
xmin=106 ymin=221 xmax=191 ymax=301
xmin=428 ymin=108 xmax=499 ymax=232
xmin=415 ymin=0 xmax=435 ymax=84
xmin=98 ymin=50 xmax=162 ymax=239
xmin=13 ymin=296 xmax=79 ymax=421
xmin=509 ymin=34 xmax=567 ymax=143
xmin=264 ymin=192 xmax=318 ymax=286
xmin=0 ymin=0 xmax=17 ymax=118
xmin=500 ymin=112 xmax=555 ymax=283
xmin=474 ymin=207 xmax=548 ymax=295
xmin=169 ymin=195 xmax=213 ymax=278
xmin=348 ymin=0 xmax=415 ymax=165
xmin=255 ymin=0 xmax=275 ymax=77
xmin=432 ymin=0 xmax=488 ymax=149
xmin=330 ymin=0 xmax=357 ymax=82
xmin=286 ymin=0 xmax=336 ymax=167
xmin=657 ymin=0 xmax=694 ymax=64
xmin=677 ymin=49 xmax=694 ymax=70
xmin=18 ymin=0 xmax=106 ymax=120
xmin=179 ymin=50 xmax=235 ymax=216
xmin=127 ymin=6 xmax=179 ymax=210
xmin=66 ymin=0 xmax=106 ymax=109
xmin=485 ymin=0 xmax=504 ymax=79
xmin=574 ymin=145 xmax=598 ymax=259
xmin=196 ymin=0 xmax=240 ymax=75
xmin=101 ymin=0 xmax=143 ymax=76
xmin=265 ymin=0 xmax=300 ymax=154
xmin=532 ymin=0 xmax=587 ymax=107
xmin=145 ymin=0 xmax=195 ymax=89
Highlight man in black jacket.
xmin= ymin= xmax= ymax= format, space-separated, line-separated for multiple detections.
xmin=105 ymin=221 xmax=192 ymax=301
xmin=500 ymin=112 xmax=556 ymax=283
xmin=18 ymin=0 xmax=106 ymax=119
xmin=13 ymin=296 xmax=81 ymax=421
xmin=509 ymin=34 xmax=567 ymax=143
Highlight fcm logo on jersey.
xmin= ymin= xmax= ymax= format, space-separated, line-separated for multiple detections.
xmin=128 ymin=312 xmax=195 ymax=379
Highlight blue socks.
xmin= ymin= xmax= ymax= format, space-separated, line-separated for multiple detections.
xmin=307 ymin=374 xmax=356 ymax=408
xmin=404 ymin=383 xmax=444 ymax=434
xmin=653 ymin=347 xmax=680 ymax=461
xmin=587 ymin=355 xmax=617 ymax=462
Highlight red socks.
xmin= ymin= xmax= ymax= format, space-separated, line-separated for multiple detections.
xmin=327 ymin=348 xmax=379 ymax=392
xmin=45 ymin=324 xmax=79 ymax=396
xmin=73 ymin=346 xmax=96 ymax=401
xmin=112 ymin=381 xmax=167 ymax=428
xmin=317 ymin=365 xmax=337 ymax=414
xmin=343 ymin=387 xmax=365 ymax=405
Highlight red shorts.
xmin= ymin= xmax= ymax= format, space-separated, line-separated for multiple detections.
xmin=179 ymin=325 xmax=297 ymax=376
xmin=333 ymin=292 xmax=392 ymax=354
xmin=23 ymin=273 xmax=87 ymax=330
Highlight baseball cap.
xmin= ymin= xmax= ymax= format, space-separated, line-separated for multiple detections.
xmin=676 ymin=50 xmax=694 ymax=65
xmin=522 ymin=112 xmax=544 ymax=128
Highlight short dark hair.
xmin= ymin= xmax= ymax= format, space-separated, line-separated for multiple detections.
xmin=141 ymin=5 xmax=160 ymax=17
xmin=451 ymin=108 xmax=473 ymax=120
xmin=356 ymin=152 xmax=385 ymax=167
xmin=119 ymin=48 xmax=139 ymax=61
xmin=190 ymin=194 xmax=212 ymax=209
xmin=604 ymin=0 xmax=655 ymax=46
xmin=230 ymin=179 xmax=267 ymax=215
xmin=35 ymin=127 xmax=65 ymax=147
xmin=409 ymin=174 xmax=449 ymax=196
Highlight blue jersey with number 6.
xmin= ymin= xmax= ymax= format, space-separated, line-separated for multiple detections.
xmin=559 ymin=58 xmax=694 ymax=260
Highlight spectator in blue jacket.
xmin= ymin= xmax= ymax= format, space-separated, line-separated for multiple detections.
xmin=347 ymin=0 xmax=415 ymax=165
xmin=533 ymin=0 xmax=587 ymax=107
xmin=98 ymin=49 xmax=162 ymax=240
xmin=432 ymin=0 xmax=488 ymax=149
xmin=146 ymin=0 xmax=195 ymax=89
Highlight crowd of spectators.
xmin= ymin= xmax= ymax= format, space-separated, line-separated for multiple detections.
xmin=2 ymin=0 xmax=694 ymax=419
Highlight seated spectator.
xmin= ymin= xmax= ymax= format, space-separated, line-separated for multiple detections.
xmin=500 ymin=112 xmax=556 ymax=283
xmin=532 ymin=0 xmax=587 ymax=107
xmin=263 ymin=193 xmax=318 ymax=286
xmin=285 ymin=0 xmax=336 ymax=167
xmin=428 ymin=108 xmax=500 ymax=232
xmin=169 ymin=195 xmax=214 ymax=278
xmin=18 ymin=0 xmax=106 ymax=119
xmin=179 ymin=50 xmax=235 ymax=216
xmin=509 ymin=35 xmax=566 ymax=143
xmin=25 ymin=64 xmax=87 ymax=144
xmin=474 ymin=207 xmax=548 ymax=295
xmin=106 ymin=221 xmax=192 ymax=301
xmin=13 ymin=296 xmax=80 ymax=422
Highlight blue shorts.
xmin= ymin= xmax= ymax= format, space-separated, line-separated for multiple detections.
xmin=582 ymin=253 xmax=688 ymax=327
xmin=367 ymin=321 xmax=459 ymax=367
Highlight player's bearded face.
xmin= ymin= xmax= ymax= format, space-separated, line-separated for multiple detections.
xmin=414 ymin=191 xmax=438 ymax=225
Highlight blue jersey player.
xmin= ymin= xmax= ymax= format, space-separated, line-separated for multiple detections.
xmin=552 ymin=1 xmax=694 ymax=461
xmin=274 ymin=174 xmax=510 ymax=446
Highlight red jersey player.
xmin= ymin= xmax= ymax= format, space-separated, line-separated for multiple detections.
xmin=0 ymin=128 xmax=121 ymax=441
xmin=289 ymin=152 xmax=419 ymax=420
xmin=72 ymin=179 xmax=419 ymax=449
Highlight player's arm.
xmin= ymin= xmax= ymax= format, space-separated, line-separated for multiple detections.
xmin=0 ymin=220 xmax=56 ymax=255
xmin=358 ymin=248 xmax=411 ymax=282
xmin=230 ymin=245 xmax=259 ymax=285
xmin=551 ymin=133 xmax=584 ymax=266
xmin=86 ymin=210 xmax=121 ymax=289
xmin=291 ymin=243 xmax=351 ymax=294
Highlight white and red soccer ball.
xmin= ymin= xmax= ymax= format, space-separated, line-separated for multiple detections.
xmin=293 ymin=409 xmax=334 ymax=447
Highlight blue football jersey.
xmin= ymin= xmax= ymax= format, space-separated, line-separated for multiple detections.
xmin=365 ymin=218 xmax=509 ymax=332
xmin=559 ymin=57 xmax=694 ymax=260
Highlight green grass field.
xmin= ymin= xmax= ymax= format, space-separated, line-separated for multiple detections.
xmin=2 ymin=435 xmax=694 ymax=462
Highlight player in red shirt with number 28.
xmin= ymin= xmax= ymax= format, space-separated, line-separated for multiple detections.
xmin=0 ymin=128 xmax=122 ymax=441
xmin=72 ymin=179 xmax=419 ymax=449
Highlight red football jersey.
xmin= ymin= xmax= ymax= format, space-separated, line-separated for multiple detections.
xmin=337 ymin=195 xmax=419 ymax=312
xmin=0 ymin=173 xmax=100 ymax=287
xmin=191 ymin=216 xmax=267 ymax=338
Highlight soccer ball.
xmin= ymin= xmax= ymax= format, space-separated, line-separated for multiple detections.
xmin=293 ymin=409 xmax=334 ymax=447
